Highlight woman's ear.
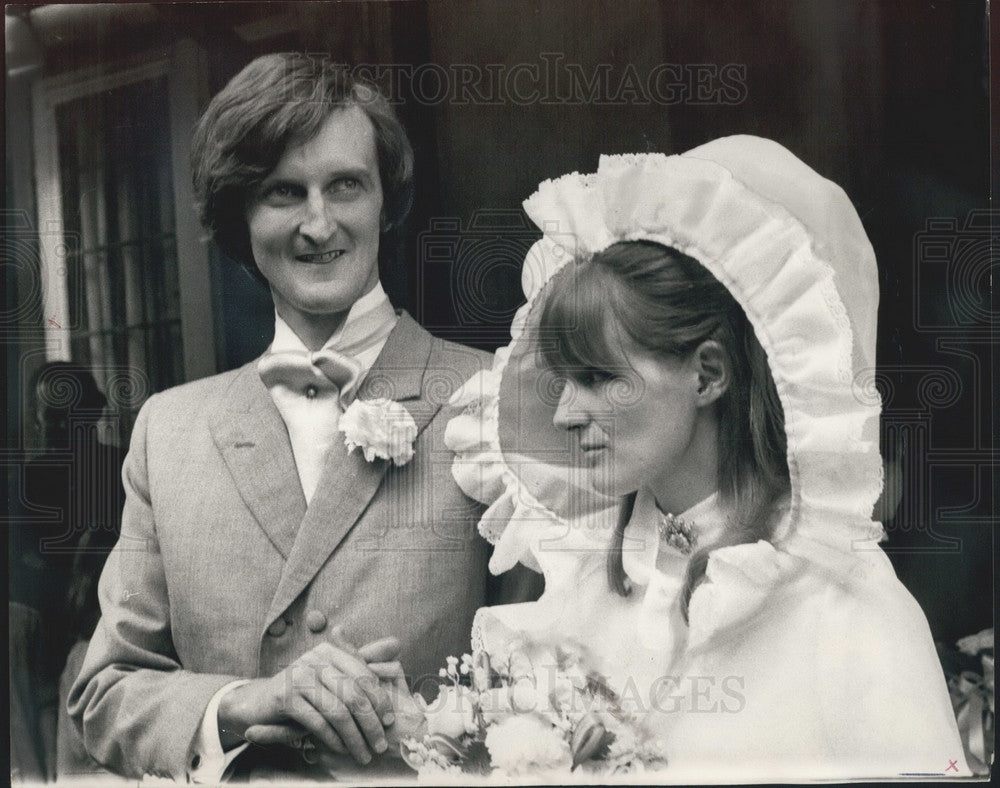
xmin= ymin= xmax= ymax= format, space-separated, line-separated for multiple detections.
xmin=693 ymin=339 xmax=730 ymax=406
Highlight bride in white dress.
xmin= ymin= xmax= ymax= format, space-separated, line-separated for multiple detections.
xmin=445 ymin=136 xmax=968 ymax=780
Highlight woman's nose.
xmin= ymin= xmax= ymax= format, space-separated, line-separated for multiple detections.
xmin=552 ymin=380 xmax=589 ymax=430
xmin=299 ymin=191 xmax=336 ymax=243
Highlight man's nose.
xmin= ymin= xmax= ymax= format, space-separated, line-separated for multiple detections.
xmin=552 ymin=380 xmax=589 ymax=430
xmin=298 ymin=191 xmax=337 ymax=243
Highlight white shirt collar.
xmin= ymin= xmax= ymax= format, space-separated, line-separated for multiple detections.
xmin=270 ymin=281 xmax=392 ymax=354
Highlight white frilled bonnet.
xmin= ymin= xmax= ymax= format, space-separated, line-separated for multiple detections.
xmin=446 ymin=136 xmax=886 ymax=583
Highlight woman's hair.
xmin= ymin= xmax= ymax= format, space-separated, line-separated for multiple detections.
xmin=190 ymin=53 xmax=415 ymax=281
xmin=540 ymin=240 xmax=789 ymax=619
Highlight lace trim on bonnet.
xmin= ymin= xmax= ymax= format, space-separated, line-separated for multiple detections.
xmin=446 ymin=140 xmax=887 ymax=596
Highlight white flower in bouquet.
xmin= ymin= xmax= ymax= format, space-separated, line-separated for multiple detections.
xmin=509 ymin=676 xmax=546 ymax=713
xmin=562 ymin=661 xmax=589 ymax=691
xmin=957 ymin=628 xmax=993 ymax=657
xmin=404 ymin=642 xmax=668 ymax=778
xmin=550 ymin=675 xmax=585 ymax=713
xmin=484 ymin=714 xmax=572 ymax=775
xmin=479 ymin=686 xmax=513 ymax=724
xmin=425 ymin=684 xmax=478 ymax=739
xmin=601 ymin=724 xmax=667 ymax=774
xmin=339 ymin=398 xmax=417 ymax=465
xmin=471 ymin=651 xmax=491 ymax=692
xmin=506 ymin=646 xmax=535 ymax=679
xmin=399 ymin=737 xmax=463 ymax=778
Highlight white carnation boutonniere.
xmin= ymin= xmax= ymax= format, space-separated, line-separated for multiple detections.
xmin=339 ymin=398 xmax=417 ymax=466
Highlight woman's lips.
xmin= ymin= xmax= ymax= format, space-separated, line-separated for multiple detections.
xmin=579 ymin=444 xmax=608 ymax=461
xmin=295 ymin=249 xmax=345 ymax=263
xmin=579 ymin=445 xmax=608 ymax=467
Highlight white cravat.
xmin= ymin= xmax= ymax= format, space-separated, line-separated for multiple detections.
xmin=259 ymin=282 xmax=398 ymax=503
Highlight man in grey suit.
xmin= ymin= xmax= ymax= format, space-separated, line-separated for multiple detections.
xmin=69 ymin=53 xmax=525 ymax=781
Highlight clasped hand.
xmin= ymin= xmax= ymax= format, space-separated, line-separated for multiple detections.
xmin=217 ymin=627 xmax=426 ymax=767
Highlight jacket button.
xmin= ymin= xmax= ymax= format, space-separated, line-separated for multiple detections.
xmin=266 ymin=618 xmax=288 ymax=637
xmin=305 ymin=610 xmax=327 ymax=633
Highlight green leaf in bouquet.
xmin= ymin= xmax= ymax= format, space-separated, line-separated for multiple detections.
xmin=461 ymin=739 xmax=494 ymax=776
xmin=426 ymin=732 xmax=469 ymax=763
xmin=570 ymin=712 xmax=611 ymax=769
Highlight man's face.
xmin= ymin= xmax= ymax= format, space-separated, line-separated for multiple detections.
xmin=245 ymin=105 xmax=384 ymax=337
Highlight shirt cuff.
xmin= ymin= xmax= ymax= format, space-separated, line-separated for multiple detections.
xmin=188 ymin=680 xmax=250 ymax=784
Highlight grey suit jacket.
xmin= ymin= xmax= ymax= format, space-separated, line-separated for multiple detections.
xmin=69 ymin=314 xmax=497 ymax=779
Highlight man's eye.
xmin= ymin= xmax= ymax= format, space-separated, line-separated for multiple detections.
xmin=260 ymin=184 xmax=299 ymax=204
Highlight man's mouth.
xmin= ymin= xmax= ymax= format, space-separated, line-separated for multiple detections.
xmin=295 ymin=250 xmax=345 ymax=263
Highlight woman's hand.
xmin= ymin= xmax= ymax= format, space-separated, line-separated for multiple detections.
xmin=377 ymin=661 xmax=429 ymax=755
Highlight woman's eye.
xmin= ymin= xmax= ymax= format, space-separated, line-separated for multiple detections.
xmin=550 ymin=374 xmax=568 ymax=397
xmin=584 ymin=369 xmax=614 ymax=386
xmin=330 ymin=177 xmax=361 ymax=194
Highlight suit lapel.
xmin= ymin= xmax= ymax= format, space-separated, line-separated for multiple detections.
xmin=209 ymin=364 xmax=306 ymax=559
xmin=265 ymin=313 xmax=444 ymax=626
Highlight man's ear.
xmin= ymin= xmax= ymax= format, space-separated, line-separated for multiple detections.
xmin=692 ymin=339 xmax=730 ymax=406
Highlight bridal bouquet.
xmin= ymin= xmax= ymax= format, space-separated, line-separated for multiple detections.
xmin=400 ymin=638 xmax=666 ymax=779
xmin=942 ymin=628 xmax=994 ymax=775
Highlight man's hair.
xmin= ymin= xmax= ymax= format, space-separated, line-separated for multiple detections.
xmin=190 ymin=53 xmax=414 ymax=280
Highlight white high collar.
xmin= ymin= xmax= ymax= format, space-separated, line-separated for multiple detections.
xmin=270 ymin=281 xmax=394 ymax=355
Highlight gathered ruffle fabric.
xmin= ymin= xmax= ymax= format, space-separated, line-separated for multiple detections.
xmin=446 ymin=138 xmax=889 ymax=652
xmin=445 ymin=139 xmax=971 ymax=777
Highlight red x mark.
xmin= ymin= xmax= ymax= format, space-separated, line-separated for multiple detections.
xmin=47 ymin=316 xmax=62 ymax=328
xmin=945 ymin=759 xmax=958 ymax=772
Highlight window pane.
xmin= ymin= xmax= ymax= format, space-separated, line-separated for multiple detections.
xmin=55 ymin=75 xmax=182 ymax=426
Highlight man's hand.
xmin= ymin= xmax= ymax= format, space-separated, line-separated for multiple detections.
xmin=256 ymin=660 xmax=427 ymax=771
xmin=217 ymin=638 xmax=398 ymax=766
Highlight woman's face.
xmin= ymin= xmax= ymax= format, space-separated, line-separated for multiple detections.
xmin=245 ymin=105 xmax=384 ymax=337
xmin=551 ymin=334 xmax=702 ymax=500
